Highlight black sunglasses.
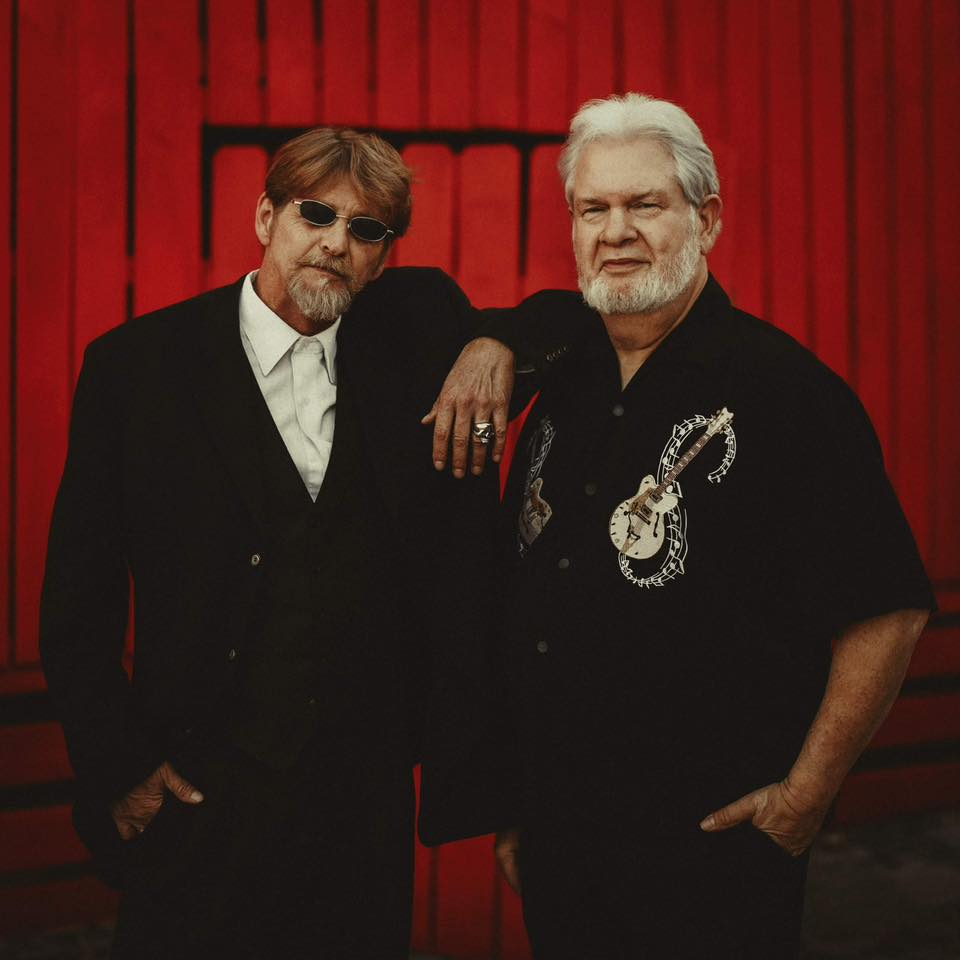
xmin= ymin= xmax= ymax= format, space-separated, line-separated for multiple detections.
xmin=292 ymin=199 xmax=395 ymax=243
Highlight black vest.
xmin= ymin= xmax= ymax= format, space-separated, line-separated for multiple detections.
xmin=230 ymin=367 xmax=417 ymax=770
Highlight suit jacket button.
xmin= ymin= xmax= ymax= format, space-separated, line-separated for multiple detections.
xmin=557 ymin=557 xmax=570 ymax=570
xmin=536 ymin=640 xmax=549 ymax=654
xmin=250 ymin=553 xmax=262 ymax=567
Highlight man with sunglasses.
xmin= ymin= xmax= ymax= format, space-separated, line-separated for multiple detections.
xmin=40 ymin=127 xmax=506 ymax=958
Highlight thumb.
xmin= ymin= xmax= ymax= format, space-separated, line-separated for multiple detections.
xmin=159 ymin=761 xmax=204 ymax=803
xmin=699 ymin=791 xmax=759 ymax=832
xmin=421 ymin=402 xmax=439 ymax=425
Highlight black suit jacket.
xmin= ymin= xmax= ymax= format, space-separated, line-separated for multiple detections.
xmin=40 ymin=267 xmax=513 ymax=879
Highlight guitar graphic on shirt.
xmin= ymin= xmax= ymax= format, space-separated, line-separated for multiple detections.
xmin=608 ymin=408 xmax=734 ymax=559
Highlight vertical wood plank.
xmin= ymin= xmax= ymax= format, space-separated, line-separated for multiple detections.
xmin=850 ymin=2 xmax=894 ymax=456
xmin=394 ymin=144 xmax=455 ymax=274
xmin=265 ymin=0 xmax=315 ymax=124
xmin=931 ymin=0 xmax=960 ymax=579
xmin=434 ymin=836 xmax=496 ymax=959
xmin=524 ymin=144 xmax=577 ymax=296
xmin=207 ymin=0 xmax=263 ymax=124
xmin=526 ymin=0 xmax=570 ymax=132
xmin=15 ymin=0 xmax=76 ymax=663
xmin=426 ymin=0 xmax=471 ymax=129
xmin=134 ymin=0 xmax=203 ymax=314
xmin=375 ymin=0 xmax=423 ymax=128
xmin=890 ymin=0 xmax=932 ymax=553
xmin=622 ymin=0 xmax=669 ymax=98
xmin=321 ymin=0 xmax=371 ymax=125
xmin=0 ymin=0 xmax=11 ymax=668
xmin=572 ymin=0 xmax=615 ymax=107
xmin=458 ymin=145 xmax=521 ymax=307
xmin=207 ymin=147 xmax=268 ymax=289
xmin=807 ymin=0 xmax=850 ymax=381
xmin=723 ymin=0 xmax=765 ymax=317
xmin=75 ymin=0 xmax=128 ymax=365
xmin=765 ymin=0 xmax=809 ymax=345
xmin=476 ymin=0 xmax=521 ymax=128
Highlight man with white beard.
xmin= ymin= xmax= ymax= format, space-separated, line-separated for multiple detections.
xmin=428 ymin=94 xmax=934 ymax=958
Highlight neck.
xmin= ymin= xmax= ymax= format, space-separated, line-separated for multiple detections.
xmin=253 ymin=268 xmax=334 ymax=336
xmin=603 ymin=265 xmax=708 ymax=389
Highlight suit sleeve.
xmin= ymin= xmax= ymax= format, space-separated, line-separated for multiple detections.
xmin=40 ymin=339 xmax=161 ymax=866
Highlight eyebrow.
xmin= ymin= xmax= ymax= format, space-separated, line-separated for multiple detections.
xmin=575 ymin=190 xmax=667 ymax=207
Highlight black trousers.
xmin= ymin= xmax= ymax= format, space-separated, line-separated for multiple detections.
xmin=110 ymin=735 xmax=414 ymax=960
xmin=519 ymin=816 xmax=808 ymax=960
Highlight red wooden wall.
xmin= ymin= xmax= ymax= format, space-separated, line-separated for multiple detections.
xmin=2 ymin=0 xmax=959 ymax=951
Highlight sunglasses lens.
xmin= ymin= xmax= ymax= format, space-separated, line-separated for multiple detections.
xmin=299 ymin=200 xmax=338 ymax=227
xmin=349 ymin=217 xmax=389 ymax=243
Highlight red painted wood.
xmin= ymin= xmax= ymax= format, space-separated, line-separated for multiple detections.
xmin=673 ymin=0 xmax=724 ymax=147
xmin=931 ymin=0 xmax=960 ymax=581
xmin=411 ymin=765 xmax=434 ymax=950
xmin=375 ymin=0 xmax=422 ymax=129
xmin=426 ymin=0 xmax=471 ymax=129
xmin=500 ymin=395 xmax=540 ymax=498
xmin=0 ymin=877 xmax=118 ymax=936
xmin=458 ymin=146 xmax=521 ymax=307
xmin=889 ymin=0 xmax=932 ymax=557
xmin=722 ymin=0 xmax=765 ymax=317
xmin=207 ymin=0 xmax=262 ymax=124
xmin=526 ymin=0 xmax=571 ymax=132
xmin=850 ymin=4 xmax=894 ymax=456
xmin=134 ymin=0 xmax=203 ymax=314
xmin=765 ymin=0 xmax=809 ymax=345
xmin=394 ymin=145 xmax=455 ymax=274
xmin=265 ymin=0 xmax=315 ymax=124
xmin=907 ymin=626 xmax=960 ymax=679
xmin=0 ymin=723 xmax=71 ymax=787
xmin=524 ymin=144 xmax=577 ymax=297
xmin=622 ymin=0 xmax=669 ymax=99
xmin=835 ymin=763 xmax=960 ymax=824
xmin=320 ymin=0 xmax=371 ymax=126
xmin=498 ymin=873 xmax=533 ymax=959
xmin=75 ymin=0 xmax=128 ymax=367
xmin=0 ymin=0 xmax=11 ymax=669
xmin=207 ymin=147 xmax=269 ymax=290
xmin=476 ymin=0 xmax=521 ymax=128
xmin=0 ymin=806 xmax=90 ymax=873
xmin=870 ymin=694 xmax=960 ymax=750
xmin=15 ymin=0 xmax=76 ymax=665
xmin=0 ymin=668 xmax=46 ymax=697
xmin=572 ymin=0 xmax=615 ymax=108
xmin=807 ymin=0 xmax=850 ymax=381
xmin=434 ymin=835 xmax=496 ymax=958
xmin=705 ymin=139 xmax=736 ymax=298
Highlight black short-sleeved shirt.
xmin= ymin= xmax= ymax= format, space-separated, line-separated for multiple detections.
xmin=500 ymin=276 xmax=935 ymax=827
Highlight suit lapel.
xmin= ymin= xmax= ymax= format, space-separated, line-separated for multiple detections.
xmin=190 ymin=281 xmax=277 ymax=531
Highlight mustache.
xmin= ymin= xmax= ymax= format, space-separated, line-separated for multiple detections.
xmin=297 ymin=255 xmax=351 ymax=280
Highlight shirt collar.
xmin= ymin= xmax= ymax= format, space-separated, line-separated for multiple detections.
xmin=239 ymin=271 xmax=341 ymax=377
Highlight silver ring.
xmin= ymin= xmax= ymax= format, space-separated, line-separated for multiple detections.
xmin=472 ymin=421 xmax=495 ymax=445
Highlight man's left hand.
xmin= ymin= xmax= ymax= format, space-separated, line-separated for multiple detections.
xmin=699 ymin=779 xmax=830 ymax=857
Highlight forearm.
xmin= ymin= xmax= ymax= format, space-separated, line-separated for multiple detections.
xmin=785 ymin=608 xmax=929 ymax=807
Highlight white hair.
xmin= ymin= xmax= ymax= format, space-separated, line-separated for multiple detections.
xmin=559 ymin=93 xmax=720 ymax=207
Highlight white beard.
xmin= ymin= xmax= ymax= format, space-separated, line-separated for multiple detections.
xmin=580 ymin=212 xmax=702 ymax=317
xmin=287 ymin=257 xmax=357 ymax=323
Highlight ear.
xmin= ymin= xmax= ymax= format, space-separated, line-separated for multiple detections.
xmin=697 ymin=195 xmax=723 ymax=254
xmin=255 ymin=192 xmax=277 ymax=248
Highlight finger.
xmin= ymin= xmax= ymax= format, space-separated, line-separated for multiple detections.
xmin=700 ymin=792 xmax=758 ymax=831
xmin=470 ymin=408 xmax=492 ymax=476
xmin=450 ymin=403 xmax=472 ymax=479
xmin=432 ymin=399 xmax=456 ymax=471
xmin=491 ymin=404 xmax=509 ymax=465
xmin=159 ymin=761 xmax=204 ymax=803
xmin=494 ymin=843 xmax=522 ymax=894
xmin=420 ymin=400 xmax=439 ymax=426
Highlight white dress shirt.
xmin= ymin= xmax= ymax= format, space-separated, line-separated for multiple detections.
xmin=239 ymin=271 xmax=340 ymax=501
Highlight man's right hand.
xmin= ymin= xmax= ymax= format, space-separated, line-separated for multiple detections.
xmin=494 ymin=827 xmax=522 ymax=894
xmin=109 ymin=760 xmax=204 ymax=840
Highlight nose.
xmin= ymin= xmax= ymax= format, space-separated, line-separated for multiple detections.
xmin=600 ymin=208 xmax=637 ymax=246
xmin=319 ymin=215 xmax=350 ymax=257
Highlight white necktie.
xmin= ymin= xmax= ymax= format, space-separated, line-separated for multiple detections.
xmin=290 ymin=336 xmax=336 ymax=494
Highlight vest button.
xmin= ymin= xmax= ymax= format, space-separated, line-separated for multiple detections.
xmin=536 ymin=640 xmax=549 ymax=654
xmin=250 ymin=553 xmax=262 ymax=567
xmin=557 ymin=557 xmax=570 ymax=570
xmin=612 ymin=403 xmax=625 ymax=417
xmin=227 ymin=648 xmax=238 ymax=661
